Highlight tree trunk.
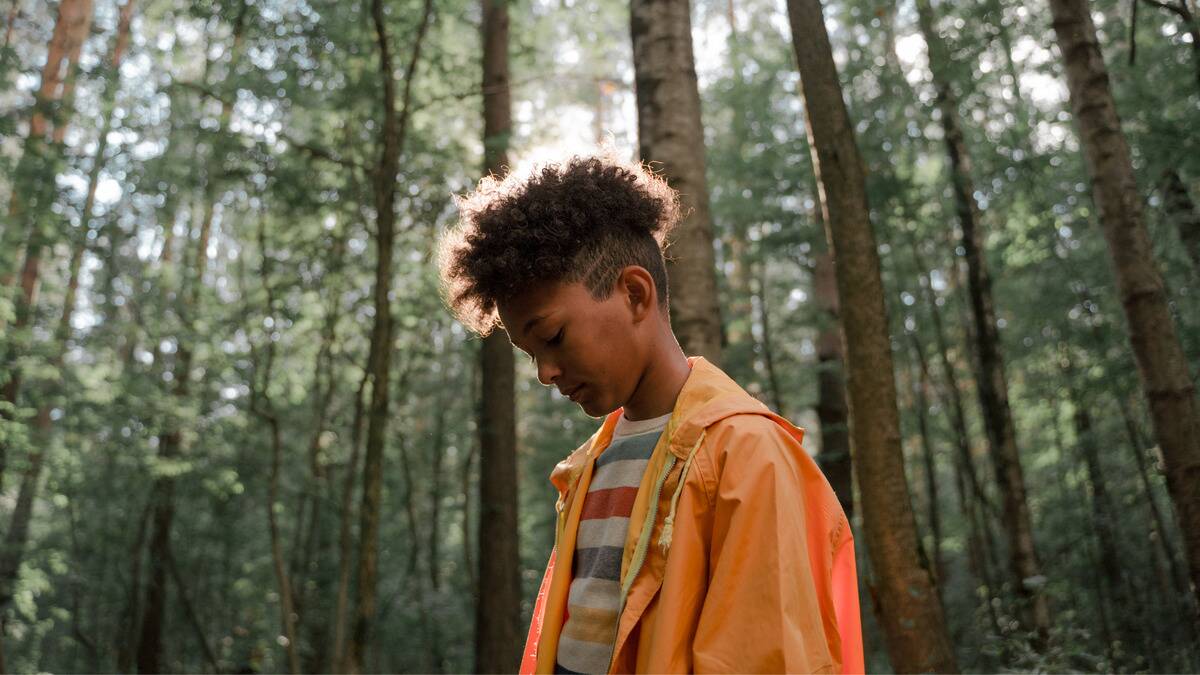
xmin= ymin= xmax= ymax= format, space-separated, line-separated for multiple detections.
xmin=136 ymin=7 xmax=250 ymax=665
xmin=1116 ymin=394 xmax=1200 ymax=646
xmin=1070 ymin=389 xmax=1125 ymax=604
xmin=630 ymin=0 xmax=723 ymax=364
xmin=909 ymin=242 xmax=1003 ymax=634
xmin=915 ymin=0 xmax=1051 ymax=639
xmin=474 ymin=1 xmax=522 ymax=672
xmin=346 ymin=0 xmax=433 ymax=670
xmin=426 ymin=380 xmax=448 ymax=672
xmin=909 ymin=335 xmax=945 ymax=587
xmin=813 ymin=251 xmax=853 ymax=519
xmin=332 ymin=366 xmax=370 ymax=671
xmin=1049 ymin=0 xmax=1200 ymax=617
xmin=253 ymin=217 xmax=302 ymax=674
xmin=785 ymin=0 xmax=957 ymax=670
xmin=1160 ymin=168 xmax=1200 ymax=272
xmin=0 ymin=0 xmax=94 ymax=488
xmin=0 ymin=3 xmax=137 ymax=614
xmin=753 ymin=255 xmax=786 ymax=415
xmin=0 ymin=0 xmax=93 ymax=282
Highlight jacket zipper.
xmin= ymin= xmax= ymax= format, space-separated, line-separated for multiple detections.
xmin=606 ymin=454 xmax=677 ymax=672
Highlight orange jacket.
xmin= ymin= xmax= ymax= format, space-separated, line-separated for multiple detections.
xmin=520 ymin=357 xmax=864 ymax=674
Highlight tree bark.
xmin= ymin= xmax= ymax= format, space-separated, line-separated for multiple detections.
xmin=630 ymin=0 xmax=723 ymax=364
xmin=1049 ymin=0 xmax=1200 ymax=617
xmin=813 ymin=251 xmax=853 ymax=519
xmin=474 ymin=0 xmax=522 ymax=672
xmin=346 ymin=0 xmax=433 ymax=670
xmin=915 ymin=0 xmax=1051 ymax=639
xmin=785 ymin=0 xmax=957 ymax=670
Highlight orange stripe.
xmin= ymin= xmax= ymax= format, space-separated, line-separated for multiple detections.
xmin=561 ymin=604 xmax=620 ymax=643
xmin=580 ymin=486 xmax=638 ymax=520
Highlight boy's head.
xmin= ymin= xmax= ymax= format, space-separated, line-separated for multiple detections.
xmin=438 ymin=153 xmax=681 ymax=417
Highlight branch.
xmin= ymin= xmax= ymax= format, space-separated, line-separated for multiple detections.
xmin=411 ymin=73 xmax=628 ymax=114
xmin=392 ymin=0 xmax=436 ymax=163
xmin=1139 ymin=0 xmax=1191 ymax=20
xmin=168 ymin=79 xmax=366 ymax=171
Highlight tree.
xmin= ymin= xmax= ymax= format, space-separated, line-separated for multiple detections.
xmin=784 ymin=0 xmax=957 ymax=670
xmin=0 ymin=0 xmax=95 ymax=490
xmin=474 ymin=0 xmax=522 ymax=671
xmin=1049 ymin=0 xmax=1200 ymax=618
xmin=0 ymin=0 xmax=133 ymax=641
xmin=813 ymin=251 xmax=852 ymax=518
xmin=914 ymin=0 xmax=1051 ymax=639
xmin=629 ymin=0 xmax=723 ymax=364
xmin=345 ymin=0 xmax=435 ymax=670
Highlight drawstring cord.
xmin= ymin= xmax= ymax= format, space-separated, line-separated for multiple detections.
xmin=658 ymin=430 xmax=705 ymax=554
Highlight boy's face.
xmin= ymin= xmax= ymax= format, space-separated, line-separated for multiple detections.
xmin=496 ymin=270 xmax=652 ymax=418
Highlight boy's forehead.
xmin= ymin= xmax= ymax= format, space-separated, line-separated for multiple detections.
xmin=499 ymin=280 xmax=587 ymax=327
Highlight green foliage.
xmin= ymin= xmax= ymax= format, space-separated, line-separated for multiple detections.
xmin=0 ymin=0 xmax=1197 ymax=671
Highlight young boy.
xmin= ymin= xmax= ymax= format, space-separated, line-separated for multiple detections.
xmin=438 ymin=154 xmax=863 ymax=674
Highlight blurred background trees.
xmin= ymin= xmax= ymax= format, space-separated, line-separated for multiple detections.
xmin=0 ymin=0 xmax=1198 ymax=671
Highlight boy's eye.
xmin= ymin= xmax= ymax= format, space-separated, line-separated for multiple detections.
xmin=547 ymin=329 xmax=564 ymax=346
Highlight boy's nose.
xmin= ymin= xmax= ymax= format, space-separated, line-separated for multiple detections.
xmin=537 ymin=359 xmax=561 ymax=387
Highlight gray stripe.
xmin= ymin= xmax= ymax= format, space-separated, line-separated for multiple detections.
xmin=573 ymin=545 xmax=623 ymax=582
xmin=596 ymin=433 xmax=661 ymax=467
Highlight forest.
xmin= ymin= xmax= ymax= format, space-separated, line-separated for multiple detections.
xmin=1 ymin=0 xmax=1199 ymax=671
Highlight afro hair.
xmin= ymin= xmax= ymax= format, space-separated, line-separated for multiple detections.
xmin=437 ymin=152 xmax=681 ymax=336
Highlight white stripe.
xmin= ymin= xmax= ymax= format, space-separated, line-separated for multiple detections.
xmin=576 ymin=516 xmax=630 ymax=550
xmin=567 ymin=576 xmax=622 ymax=611
xmin=588 ymin=458 xmax=650 ymax=491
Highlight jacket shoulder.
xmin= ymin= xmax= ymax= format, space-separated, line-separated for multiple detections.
xmin=690 ymin=412 xmax=806 ymax=503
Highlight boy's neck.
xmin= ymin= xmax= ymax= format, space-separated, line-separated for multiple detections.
xmin=622 ymin=331 xmax=691 ymax=421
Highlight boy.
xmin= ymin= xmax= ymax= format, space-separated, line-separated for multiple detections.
xmin=438 ymin=154 xmax=863 ymax=674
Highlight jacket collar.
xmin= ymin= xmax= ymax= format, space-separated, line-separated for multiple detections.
xmin=549 ymin=356 xmax=772 ymax=494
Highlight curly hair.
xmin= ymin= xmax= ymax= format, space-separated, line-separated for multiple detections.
xmin=437 ymin=153 xmax=681 ymax=336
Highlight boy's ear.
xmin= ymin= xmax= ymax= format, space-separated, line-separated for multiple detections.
xmin=618 ymin=265 xmax=656 ymax=323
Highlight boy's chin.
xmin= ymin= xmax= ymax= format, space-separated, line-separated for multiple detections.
xmin=578 ymin=397 xmax=617 ymax=419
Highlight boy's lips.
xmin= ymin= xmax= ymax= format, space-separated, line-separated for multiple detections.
xmin=563 ymin=384 xmax=586 ymax=401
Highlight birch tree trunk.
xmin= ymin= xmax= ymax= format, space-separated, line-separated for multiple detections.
xmin=915 ymin=0 xmax=1051 ymax=639
xmin=630 ymin=0 xmax=723 ymax=364
xmin=475 ymin=2 xmax=522 ymax=670
xmin=0 ymin=2 xmax=136 ymax=636
xmin=785 ymin=0 xmax=957 ymax=670
xmin=1049 ymin=0 xmax=1200 ymax=617
xmin=0 ymin=0 xmax=94 ymax=492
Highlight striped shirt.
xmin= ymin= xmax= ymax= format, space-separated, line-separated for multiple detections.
xmin=555 ymin=411 xmax=672 ymax=675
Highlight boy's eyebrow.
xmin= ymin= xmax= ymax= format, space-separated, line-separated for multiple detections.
xmin=522 ymin=314 xmax=547 ymax=336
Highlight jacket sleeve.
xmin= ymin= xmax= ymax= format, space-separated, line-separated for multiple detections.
xmin=692 ymin=417 xmax=839 ymax=674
